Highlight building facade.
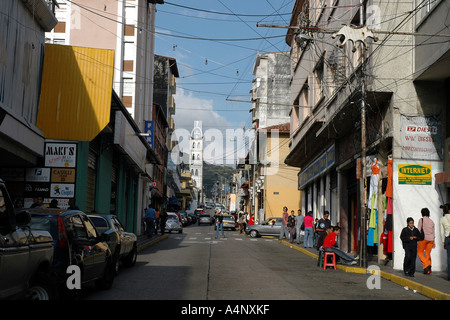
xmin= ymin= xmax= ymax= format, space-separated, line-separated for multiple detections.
xmin=285 ymin=0 xmax=448 ymax=271
xmin=190 ymin=121 xmax=204 ymax=199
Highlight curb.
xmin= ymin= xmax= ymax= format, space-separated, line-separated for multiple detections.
xmin=279 ymin=239 xmax=450 ymax=300
xmin=137 ymin=234 xmax=168 ymax=253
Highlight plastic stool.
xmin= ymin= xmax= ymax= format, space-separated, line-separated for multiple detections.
xmin=323 ymin=252 xmax=336 ymax=270
xmin=317 ymin=250 xmax=324 ymax=268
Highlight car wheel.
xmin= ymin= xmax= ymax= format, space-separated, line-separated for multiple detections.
xmin=123 ymin=243 xmax=137 ymax=267
xmin=95 ymin=258 xmax=115 ymax=290
xmin=249 ymin=230 xmax=259 ymax=238
xmin=178 ymin=229 xmax=183 ymax=234
xmin=26 ymin=272 xmax=58 ymax=300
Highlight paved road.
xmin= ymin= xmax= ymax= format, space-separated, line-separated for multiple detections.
xmin=83 ymin=223 xmax=429 ymax=301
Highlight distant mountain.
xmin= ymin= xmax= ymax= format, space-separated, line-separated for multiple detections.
xmin=202 ymin=161 xmax=235 ymax=199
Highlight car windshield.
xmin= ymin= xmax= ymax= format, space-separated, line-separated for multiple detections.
xmin=167 ymin=215 xmax=178 ymax=220
xmin=89 ymin=216 xmax=109 ymax=233
xmin=222 ymin=216 xmax=234 ymax=221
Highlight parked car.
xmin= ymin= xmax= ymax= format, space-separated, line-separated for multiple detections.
xmin=0 ymin=179 xmax=56 ymax=300
xmin=188 ymin=212 xmax=197 ymax=224
xmin=29 ymin=208 xmax=115 ymax=296
xmin=213 ymin=215 xmax=237 ymax=231
xmin=165 ymin=212 xmax=183 ymax=233
xmin=88 ymin=213 xmax=138 ymax=274
xmin=177 ymin=211 xmax=189 ymax=226
xmin=198 ymin=214 xmax=213 ymax=226
xmin=245 ymin=217 xmax=283 ymax=238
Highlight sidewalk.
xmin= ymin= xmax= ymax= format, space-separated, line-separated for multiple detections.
xmin=279 ymin=239 xmax=450 ymax=300
xmin=136 ymin=233 xmax=168 ymax=253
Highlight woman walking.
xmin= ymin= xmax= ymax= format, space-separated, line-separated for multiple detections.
xmin=417 ymin=208 xmax=435 ymax=274
xmin=303 ymin=211 xmax=315 ymax=248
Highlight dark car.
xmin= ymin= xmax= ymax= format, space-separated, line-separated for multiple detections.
xmin=88 ymin=214 xmax=138 ymax=274
xmin=29 ymin=209 xmax=115 ymax=295
xmin=245 ymin=217 xmax=283 ymax=238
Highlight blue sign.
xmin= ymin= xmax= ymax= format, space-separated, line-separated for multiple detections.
xmin=144 ymin=121 xmax=154 ymax=148
xmin=298 ymin=144 xmax=335 ymax=189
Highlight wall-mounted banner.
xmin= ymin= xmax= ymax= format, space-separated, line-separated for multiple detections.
xmin=50 ymin=183 xmax=75 ymax=198
xmin=398 ymin=164 xmax=432 ymax=185
xmin=298 ymin=144 xmax=335 ymax=189
xmin=51 ymin=168 xmax=76 ymax=183
xmin=45 ymin=142 xmax=77 ymax=168
xmin=401 ymin=115 xmax=442 ymax=161
xmin=25 ymin=168 xmax=51 ymax=182
xmin=144 ymin=120 xmax=154 ymax=148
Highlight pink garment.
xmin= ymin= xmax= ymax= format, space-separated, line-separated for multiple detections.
xmin=282 ymin=211 xmax=289 ymax=224
xmin=304 ymin=215 xmax=314 ymax=228
xmin=418 ymin=216 xmax=435 ymax=241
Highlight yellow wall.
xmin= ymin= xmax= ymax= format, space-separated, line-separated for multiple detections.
xmin=263 ymin=133 xmax=302 ymax=219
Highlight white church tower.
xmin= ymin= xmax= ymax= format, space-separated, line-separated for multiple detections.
xmin=190 ymin=121 xmax=204 ymax=195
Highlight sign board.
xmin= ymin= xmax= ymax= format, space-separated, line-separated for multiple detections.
xmin=398 ymin=164 xmax=432 ymax=185
xmin=25 ymin=168 xmax=50 ymax=182
xmin=298 ymin=144 xmax=335 ymax=189
xmin=50 ymin=183 xmax=76 ymax=198
xmin=44 ymin=142 xmax=77 ymax=167
xmin=51 ymin=168 xmax=76 ymax=183
xmin=401 ymin=115 xmax=442 ymax=161
xmin=144 ymin=121 xmax=154 ymax=148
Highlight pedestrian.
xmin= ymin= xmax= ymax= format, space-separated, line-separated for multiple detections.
xmin=49 ymin=199 xmax=60 ymax=209
xmin=215 ymin=210 xmax=226 ymax=239
xmin=238 ymin=213 xmax=245 ymax=234
xmin=417 ymin=208 xmax=435 ymax=274
xmin=295 ymin=209 xmax=304 ymax=244
xmin=288 ymin=210 xmax=296 ymax=243
xmin=144 ymin=205 xmax=157 ymax=238
xmin=14 ymin=199 xmax=24 ymax=209
xmin=159 ymin=209 xmax=168 ymax=234
xmin=248 ymin=213 xmax=255 ymax=226
xmin=303 ymin=211 xmax=315 ymax=248
xmin=316 ymin=211 xmax=331 ymax=249
xmin=31 ymin=197 xmax=46 ymax=209
xmin=322 ymin=226 xmax=359 ymax=265
xmin=400 ymin=217 xmax=422 ymax=277
xmin=68 ymin=198 xmax=79 ymax=210
xmin=242 ymin=211 xmax=248 ymax=232
xmin=279 ymin=206 xmax=290 ymax=240
xmin=440 ymin=204 xmax=450 ymax=281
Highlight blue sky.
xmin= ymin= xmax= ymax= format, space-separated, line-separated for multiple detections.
xmin=154 ymin=0 xmax=294 ymax=163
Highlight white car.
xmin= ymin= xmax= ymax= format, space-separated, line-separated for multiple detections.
xmin=165 ymin=212 xmax=183 ymax=233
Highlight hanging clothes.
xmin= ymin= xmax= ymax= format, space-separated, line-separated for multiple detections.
xmin=368 ymin=159 xmax=379 ymax=209
xmin=367 ymin=196 xmax=378 ymax=246
xmin=385 ymin=158 xmax=393 ymax=198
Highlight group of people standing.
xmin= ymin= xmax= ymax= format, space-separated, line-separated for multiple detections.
xmin=280 ymin=207 xmax=331 ymax=249
xmin=144 ymin=205 xmax=168 ymax=237
xmin=400 ymin=205 xmax=450 ymax=280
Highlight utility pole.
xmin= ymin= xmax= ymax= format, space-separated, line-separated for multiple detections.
xmin=359 ymin=0 xmax=367 ymax=268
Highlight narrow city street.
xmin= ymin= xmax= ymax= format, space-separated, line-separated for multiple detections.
xmin=82 ymin=223 xmax=429 ymax=301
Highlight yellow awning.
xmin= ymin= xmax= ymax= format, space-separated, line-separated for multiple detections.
xmin=37 ymin=44 xmax=114 ymax=141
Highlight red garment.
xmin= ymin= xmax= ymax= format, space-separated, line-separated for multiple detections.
xmin=322 ymin=231 xmax=337 ymax=249
xmin=248 ymin=216 xmax=254 ymax=225
xmin=385 ymin=159 xmax=393 ymax=198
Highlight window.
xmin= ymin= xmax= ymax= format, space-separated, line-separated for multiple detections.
xmin=68 ymin=215 xmax=88 ymax=239
xmin=83 ymin=216 xmax=98 ymax=239
xmin=112 ymin=216 xmax=125 ymax=232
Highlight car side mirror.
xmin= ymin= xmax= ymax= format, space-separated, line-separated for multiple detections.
xmin=15 ymin=210 xmax=31 ymax=227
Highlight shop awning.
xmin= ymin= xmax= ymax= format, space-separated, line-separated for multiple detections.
xmin=37 ymin=44 xmax=114 ymax=141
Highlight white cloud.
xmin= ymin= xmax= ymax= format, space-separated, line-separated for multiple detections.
xmin=171 ymin=88 xmax=250 ymax=166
